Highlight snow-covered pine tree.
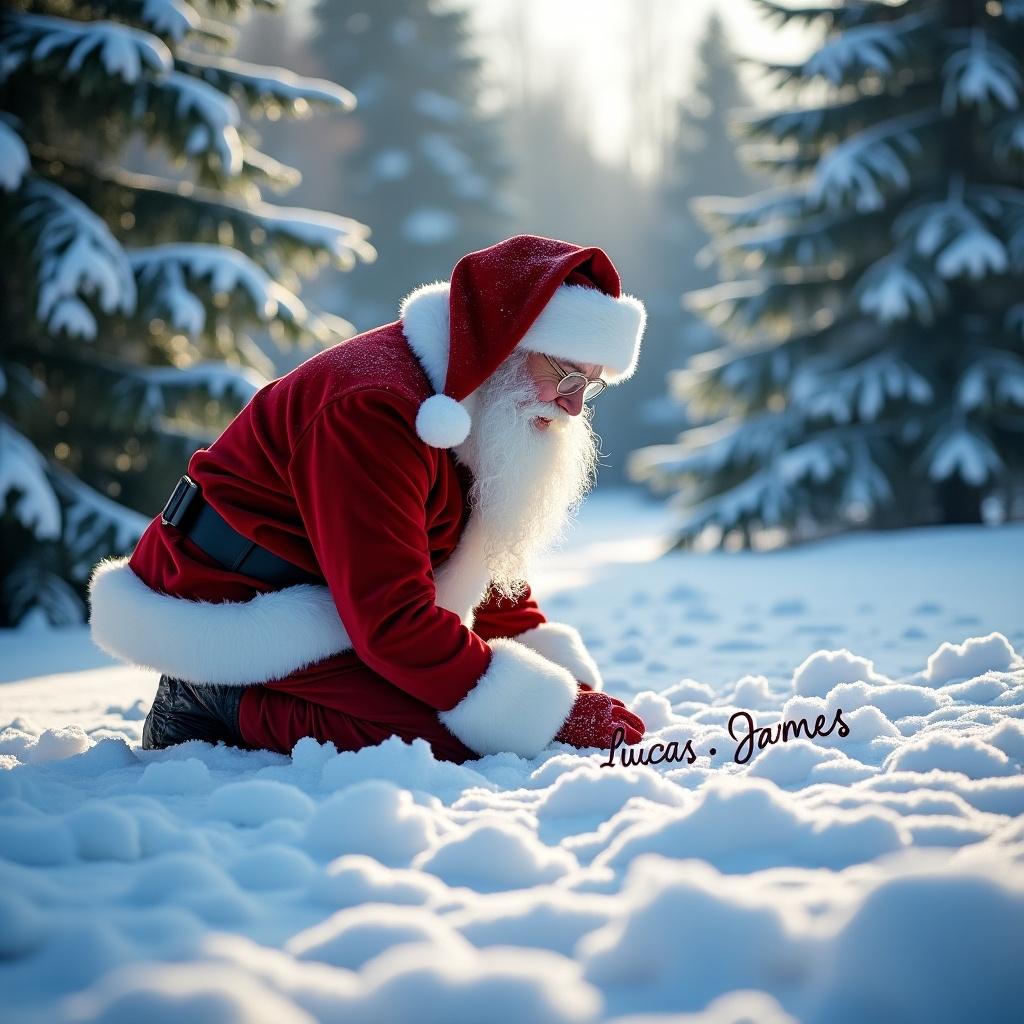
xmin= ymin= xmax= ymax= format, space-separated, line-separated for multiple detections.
xmin=309 ymin=0 xmax=511 ymax=331
xmin=0 ymin=0 xmax=373 ymax=626
xmin=629 ymin=0 xmax=1024 ymax=549
xmin=617 ymin=13 xmax=761 ymax=455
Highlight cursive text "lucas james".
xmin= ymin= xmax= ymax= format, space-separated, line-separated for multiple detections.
xmin=600 ymin=708 xmax=851 ymax=768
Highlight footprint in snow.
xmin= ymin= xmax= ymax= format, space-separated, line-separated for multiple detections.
xmin=685 ymin=607 xmax=719 ymax=623
xmin=671 ymin=633 xmax=698 ymax=647
xmin=712 ymin=638 xmax=766 ymax=652
xmin=769 ymin=598 xmax=807 ymax=616
xmin=612 ymin=643 xmax=645 ymax=663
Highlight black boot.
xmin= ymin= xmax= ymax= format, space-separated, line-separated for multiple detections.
xmin=142 ymin=674 xmax=247 ymax=750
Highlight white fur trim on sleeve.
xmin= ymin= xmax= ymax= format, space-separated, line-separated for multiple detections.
xmin=514 ymin=622 xmax=604 ymax=691
xmin=87 ymin=556 xmax=352 ymax=686
xmin=438 ymin=637 xmax=578 ymax=758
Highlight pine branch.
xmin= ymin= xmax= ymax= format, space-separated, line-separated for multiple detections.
xmin=0 ymin=13 xmax=172 ymax=85
xmin=127 ymin=242 xmax=350 ymax=345
xmin=748 ymin=0 xmax=915 ymax=32
xmin=759 ymin=10 xmax=936 ymax=88
xmin=0 ymin=117 xmax=30 ymax=192
xmin=6 ymin=174 xmax=137 ymax=339
xmin=41 ymin=149 xmax=373 ymax=273
xmin=174 ymin=51 xmax=356 ymax=117
xmin=0 ymin=415 xmax=62 ymax=541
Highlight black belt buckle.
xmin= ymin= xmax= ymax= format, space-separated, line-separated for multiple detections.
xmin=161 ymin=474 xmax=200 ymax=528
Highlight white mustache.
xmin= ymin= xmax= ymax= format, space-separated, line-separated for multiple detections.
xmin=516 ymin=400 xmax=573 ymax=424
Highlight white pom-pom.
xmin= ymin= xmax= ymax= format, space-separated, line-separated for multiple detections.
xmin=416 ymin=394 xmax=471 ymax=448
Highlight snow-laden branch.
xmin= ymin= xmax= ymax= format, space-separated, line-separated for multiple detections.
xmin=692 ymin=186 xmax=811 ymax=233
xmin=130 ymin=242 xmax=279 ymax=323
xmin=854 ymin=250 xmax=948 ymax=324
xmin=942 ymin=30 xmax=1022 ymax=116
xmin=957 ymin=351 xmax=1024 ymax=412
xmin=924 ymin=423 xmax=1004 ymax=486
xmin=158 ymin=70 xmax=243 ymax=176
xmin=811 ymin=111 xmax=936 ymax=212
xmin=14 ymin=176 xmax=137 ymax=339
xmin=0 ymin=13 xmax=172 ymax=85
xmin=0 ymin=419 xmax=62 ymax=541
xmin=50 ymin=462 xmax=150 ymax=568
xmin=0 ymin=118 xmax=29 ymax=192
xmin=895 ymin=192 xmax=1008 ymax=281
xmin=802 ymin=13 xmax=931 ymax=85
xmin=791 ymin=351 xmax=934 ymax=423
xmin=138 ymin=0 xmax=200 ymax=41
xmin=175 ymin=52 xmax=356 ymax=114
xmin=111 ymin=362 xmax=267 ymax=424
xmin=127 ymin=243 xmax=346 ymax=343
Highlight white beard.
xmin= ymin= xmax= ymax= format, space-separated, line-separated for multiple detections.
xmin=453 ymin=349 xmax=601 ymax=601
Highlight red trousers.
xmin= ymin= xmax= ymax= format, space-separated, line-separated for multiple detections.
xmin=237 ymin=655 xmax=480 ymax=764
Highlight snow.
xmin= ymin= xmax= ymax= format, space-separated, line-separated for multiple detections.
xmin=177 ymin=53 xmax=355 ymax=113
xmin=802 ymin=16 xmax=919 ymax=85
xmin=856 ymin=254 xmax=945 ymax=323
xmin=140 ymin=0 xmax=200 ymax=43
xmin=21 ymin=178 xmax=137 ymax=340
xmin=924 ymin=424 xmax=1003 ymax=486
xmin=811 ymin=112 xmax=932 ymax=213
xmin=1 ymin=490 xmax=1023 ymax=1022
xmin=7 ymin=15 xmax=172 ymax=85
xmin=942 ymin=30 xmax=1022 ymax=115
xmin=0 ymin=420 xmax=62 ymax=540
xmin=0 ymin=118 xmax=29 ymax=191
xmin=163 ymin=71 xmax=242 ymax=176
xmin=130 ymin=244 xmax=282 ymax=322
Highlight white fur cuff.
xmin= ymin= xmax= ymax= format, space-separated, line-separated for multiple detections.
xmin=87 ymin=556 xmax=352 ymax=686
xmin=438 ymin=637 xmax=578 ymax=758
xmin=515 ymin=622 xmax=604 ymax=691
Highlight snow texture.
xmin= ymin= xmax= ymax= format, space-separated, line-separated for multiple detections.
xmin=3 ymin=14 xmax=172 ymax=84
xmin=0 ymin=118 xmax=30 ymax=191
xmin=0 ymin=491 xmax=1022 ymax=1023
xmin=20 ymin=178 xmax=137 ymax=340
xmin=0 ymin=421 xmax=61 ymax=540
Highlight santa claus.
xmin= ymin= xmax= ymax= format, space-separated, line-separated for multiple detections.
xmin=87 ymin=234 xmax=648 ymax=762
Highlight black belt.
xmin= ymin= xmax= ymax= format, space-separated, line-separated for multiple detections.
xmin=160 ymin=474 xmax=322 ymax=587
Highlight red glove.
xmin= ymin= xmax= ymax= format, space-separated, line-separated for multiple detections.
xmin=554 ymin=690 xmax=646 ymax=749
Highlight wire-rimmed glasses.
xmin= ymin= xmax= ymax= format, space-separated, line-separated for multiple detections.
xmin=543 ymin=354 xmax=607 ymax=401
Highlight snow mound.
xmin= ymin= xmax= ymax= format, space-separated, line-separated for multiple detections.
xmin=207 ymin=779 xmax=315 ymax=827
xmin=884 ymin=732 xmax=1017 ymax=780
xmin=924 ymin=631 xmax=1019 ymax=685
xmin=414 ymin=819 xmax=578 ymax=892
xmin=792 ymin=649 xmax=891 ymax=696
xmin=304 ymin=780 xmax=440 ymax=866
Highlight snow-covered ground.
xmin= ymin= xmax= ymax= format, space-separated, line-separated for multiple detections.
xmin=1 ymin=489 xmax=1022 ymax=1023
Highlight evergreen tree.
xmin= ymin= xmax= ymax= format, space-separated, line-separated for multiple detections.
xmin=630 ymin=0 xmax=1024 ymax=549
xmin=619 ymin=13 xmax=761 ymax=459
xmin=0 ymin=0 xmax=373 ymax=626
xmin=309 ymin=0 xmax=511 ymax=331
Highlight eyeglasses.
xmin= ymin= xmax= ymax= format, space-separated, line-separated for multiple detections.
xmin=543 ymin=354 xmax=607 ymax=402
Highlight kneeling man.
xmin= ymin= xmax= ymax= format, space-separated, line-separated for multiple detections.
xmin=88 ymin=234 xmax=648 ymax=762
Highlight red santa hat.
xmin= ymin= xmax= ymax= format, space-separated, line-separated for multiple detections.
xmin=400 ymin=234 xmax=647 ymax=449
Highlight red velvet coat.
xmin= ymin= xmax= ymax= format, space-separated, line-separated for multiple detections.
xmin=88 ymin=288 xmax=606 ymax=759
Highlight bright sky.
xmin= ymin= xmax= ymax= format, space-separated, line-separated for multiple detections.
xmin=461 ymin=0 xmax=818 ymax=177
xmin=289 ymin=0 xmax=818 ymax=179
